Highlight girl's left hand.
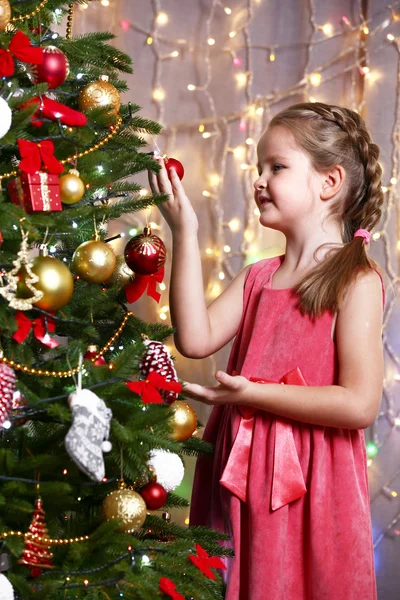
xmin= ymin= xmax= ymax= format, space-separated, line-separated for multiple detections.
xmin=183 ymin=371 xmax=249 ymax=406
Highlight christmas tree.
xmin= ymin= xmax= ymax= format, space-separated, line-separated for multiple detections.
xmin=0 ymin=2 xmax=229 ymax=598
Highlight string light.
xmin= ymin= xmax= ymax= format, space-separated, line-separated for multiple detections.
xmin=1 ymin=530 xmax=89 ymax=545
xmin=309 ymin=72 xmax=322 ymax=86
xmin=156 ymin=12 xmax=169 ymax=25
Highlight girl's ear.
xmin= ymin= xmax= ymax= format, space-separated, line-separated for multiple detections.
xmin=320 ymin=165 xmax=346 ymax=201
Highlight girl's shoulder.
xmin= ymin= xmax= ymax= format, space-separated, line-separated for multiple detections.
xmin=246 ymin=254 xmax=284 ymax=282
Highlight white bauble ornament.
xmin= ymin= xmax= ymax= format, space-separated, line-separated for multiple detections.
xmin=147 ymin=449 xmax=184 ymax=493
xmin=0 ymin=574 xmax=14 ymax=600
xmin=0 ymin=97 xmax=12 ymax=139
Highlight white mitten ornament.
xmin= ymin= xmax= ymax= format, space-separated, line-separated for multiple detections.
xmin=139 ymin=339 xmax=179 ymax=404
xmin=65 ymin=389 xmax=112 ymax=482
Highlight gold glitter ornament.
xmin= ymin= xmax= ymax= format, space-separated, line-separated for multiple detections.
xmin=169 ymin=400 xmax=198 ymax=441
xmin=103 ymin=480 xmax=147 ymax=533
xmin=0 ymin=0 xmax=11 ymax=31
xmin=17 ymin=254 xmax=74 ymax=312
xmin=78 ymin=75 xmax=121 ymax=115
xmin=72 ymin=235 xmax=116 ymax=284
xmin=59 ymin=169 xmax=85 ymax=205
xmin=105 ymin=255 xmax=134 ymax=287
xmin=0 ymin=229 xmax=44 ymax=310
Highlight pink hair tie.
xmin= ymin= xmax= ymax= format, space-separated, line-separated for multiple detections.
xmin=353 ymin=229 xmax=371 ymax=244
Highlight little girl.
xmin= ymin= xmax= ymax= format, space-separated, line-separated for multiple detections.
xmin=149 ymin=102 xmax=384 ymax=600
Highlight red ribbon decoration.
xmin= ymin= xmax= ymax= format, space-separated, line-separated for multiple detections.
xmin=126 ymin=370 xmax=182 ymax=404
xmin=189 ymin=543 xmax=227 ymax=581
xmin=12 ymin=311 xmax=59 ymax=348
xmin=17 ymin=139 xmax=64 ymax=175
xmin=159 ymin=578 xmax=185 ymax=600
xmin=22 ymin=96 xmax=88 ymax=129
xmin=0 ymin=31 xmax=43 ymax=78
xmin=124 ymin=267 xmax=164 ymax=304
xmin=220 ymin=367 xmax=307 ymax=511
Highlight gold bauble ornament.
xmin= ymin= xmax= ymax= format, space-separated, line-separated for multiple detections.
xmin=105 ymin=255 xmax=134 ymax=287
xmin=103 ymin=480 xmax=147 ymax=533
xmin=0 ymin=0 xmax=11 ymax=31
xmin=78 ymin=75 xmax=121 ymax=115
xmin=17 ymin=255 xmax=74 ymax=312
xmin=60 ymin=169 xmax=85 ymax=205
xmin=72 ymin=236 xmax=116 ymax=284
xmin=169 ymin=400 xmax=198 ymax=441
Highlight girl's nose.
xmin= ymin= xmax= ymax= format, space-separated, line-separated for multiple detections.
xmin=254 ymin=176 xmax=267 ymax=191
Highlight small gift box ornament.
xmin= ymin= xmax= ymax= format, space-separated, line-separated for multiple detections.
xmin=8 ymin=139 xmax=64 ymax=213
xmin=9 ymin=171 xmax=62 ymax=213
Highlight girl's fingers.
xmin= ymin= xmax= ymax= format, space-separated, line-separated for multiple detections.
xmin=148 ymin=169 xmax=159 ymax=195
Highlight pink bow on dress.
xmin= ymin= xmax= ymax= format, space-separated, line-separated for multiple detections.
xmin=220 ymin=367 xmax=307 ymax=511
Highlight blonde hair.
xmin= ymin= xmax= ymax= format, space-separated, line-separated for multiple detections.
xmin=269 ymin=102 xmax=384 ymax=318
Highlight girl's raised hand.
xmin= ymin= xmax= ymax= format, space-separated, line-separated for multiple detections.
xmin=148 ymin=157 xmax=199 ymax=236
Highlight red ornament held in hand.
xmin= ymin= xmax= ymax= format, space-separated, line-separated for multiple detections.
xmin=163 ymin=156 xmax=184 ymax=181
xmin=124 ymin=226 xmax=166 ymax=276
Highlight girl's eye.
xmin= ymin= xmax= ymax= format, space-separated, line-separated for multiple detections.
xmin=272 ymin=164 xmax=284 ymax=172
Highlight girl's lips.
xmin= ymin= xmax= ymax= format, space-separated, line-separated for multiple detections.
xmin=258 ymin=196 xmax=272 ymax=205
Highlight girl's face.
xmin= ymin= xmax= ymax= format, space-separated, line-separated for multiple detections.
xmin=254 ymin=125 xmax=323 ymax=234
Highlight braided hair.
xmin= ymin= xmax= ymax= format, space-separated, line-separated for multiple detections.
xmin=268 ymin=102 xmax=384 ymax=317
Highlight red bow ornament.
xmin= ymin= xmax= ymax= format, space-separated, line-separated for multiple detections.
xmin=220 ymin=367 xmax=308 ymax=511
xmin=21 ymin=96 xmax=88 ymax=128
xmin=124 ymin=267 xmax=164 ymax=304
xmin=126 ymin=370 xmax=182 ymax=404
xmin=0 ymin=31 xmax=43 ymax=78
xmin=189 ymin=543 xmax=227 ymax=580
xmin=12 ymin=311 xmax=59 ymax=348
xmin=17 ymin=139 xmax=64 ymax=175
xmin=159 ymin=578 xmax=186 ymax=600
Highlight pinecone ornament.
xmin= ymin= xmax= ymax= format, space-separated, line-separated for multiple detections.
xmin=0 ymin=364 xmax=16 ymax=426
xmin=139 ymin=339 xmax=179 ymax=404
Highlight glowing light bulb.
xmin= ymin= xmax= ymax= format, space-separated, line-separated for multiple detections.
xmin=224 ymin=6 xmax=232 ymax=14
xmin=209 ymin=173 xmax=220 ymax=188
xmin=152 ymin=88 xmax=165 ymax=101
xmin=233 ymin=145 xmax=246 ymax=160
xmin=363 ymin=26 xmax=369 ymax=34
xmin=246 ymin=137 xmax=254 ymax=145
xmin=321 ymin=23 xmax=333 ymax=36
xmin=394 ymin=417 xmax=400 ymax=426
xmin=199 ymin=124 xmax=205 ymax=132
xmin=233 ymin=56 xmax=242 ymax=66
xmin=224 ymin=245 xmax=231 ymax=252
xmin=390 ymin=177 xmax=397 ymax=184
xmin=372 ymin=232 xmax=381 ymax=240
xmin=229 ymin=31 xmax=237 ymax=38
xmin=101 ymin=0 xmax=110 ymax=5
xmin=202 ymin=132 xmax=211 ymax=138
xmin=187 ymin=84 xmax=196 ymax=91
xmin=219 ymin=271 xmax=225 ymax=280
xmin=239 ymin=118 xmax=247 ymax=131
xmin=147 ymin=36 xmax=153 ymax=45
xmin=160 ymin=313 xmax=167 ymax=321
xmin=309 ymin=72 xmax=322 ymax=87
xmin=129 ymin=228 xmax=138 ymax=236
xmin=156 ymin=11 xmax=169 ymax=25
xmin=139 ymin=188 xmax=149 ymax=196
xmin=235 ymin=72 xmax=247 ymax=87
xmin=202 ymin=190 xmax=211 ymax=197
xmin=159 ymin=282 xmax=166 ymax=291
xmin=208 ymin=38 xmax=216 ymax=45
xmin=269 ymin=51 xmax=276 ymax=62
xmin=361 ymin=66 xmax=370 ymax=75
xmin=229 ymin=217 xmax=241 ymax=232
xmin=205 ymin=248 xmax=214 ymax=255
xmin=185 ymin=517 xmax=190 ymax=524
xmin=170 ymin=50 xmax=179 ymax=57
xmin=387 ymin=33 xmax=395 ymax=41
xmin=254 ymin=207 xmax=261 ymax=216
xmin=366 ymin=442 xmax=378 ymax=458
xmin=80 ymin=2 xmax=89 ymax=8
xmin=121 ymin=20 xmax=130 ymax=31
xmin=256 ymin=107 xmax=264 ymax=115
xmin=240 ymin=163 xmax=250 ymax=170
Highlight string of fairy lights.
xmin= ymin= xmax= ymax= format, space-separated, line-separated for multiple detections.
xmin=76 ymin=0 xmax=400 ymax=552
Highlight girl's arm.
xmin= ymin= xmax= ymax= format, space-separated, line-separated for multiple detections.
xmin=184 ymin=269 xmax=384 ymax=429
xmin=149 ymin=158 xmax=249 ymax=359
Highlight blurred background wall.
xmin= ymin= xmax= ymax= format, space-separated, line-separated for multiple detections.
xmin=71 ymin=1 xmax=400 ymax=597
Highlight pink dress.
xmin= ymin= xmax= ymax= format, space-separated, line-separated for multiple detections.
xmin=190 ymin=256 xmax=377 ymax=600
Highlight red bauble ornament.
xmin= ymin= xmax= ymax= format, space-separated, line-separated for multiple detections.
xmin=124 ymin=226 xmax=166 ymax=276
xmin=0 ymin=364 xmax=16 ymax=427
xmin=84 ymin=345 xmax=107 ymax=366
xmin=164 ymin=157 xmax=184 ymax=181
xmin=29 ymin=46 xmax=70 ymax=89
xmin=0 ymin=230 xmax=3 ymax=247
xmin=140 ymin=481 xmax=168 ymax=510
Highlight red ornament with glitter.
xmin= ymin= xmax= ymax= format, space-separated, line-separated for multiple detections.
xmin=28 ymin=46 xmax=70 ymax=89
xmin=124 ymin=226 xmax=166 ymax=276
xmin=140 ymin=481 xmax=168 ymax=510
xmin=0 ymin=364 xmax=16 ymax=427
xmin=18 ymin=497 xmax=54 ymax=577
